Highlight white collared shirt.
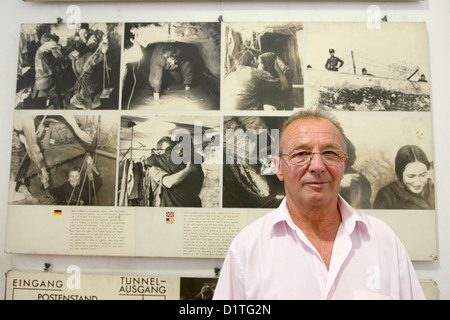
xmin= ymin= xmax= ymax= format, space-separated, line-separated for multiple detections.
xmin=214 ymin=196 xmax=425 ymax=300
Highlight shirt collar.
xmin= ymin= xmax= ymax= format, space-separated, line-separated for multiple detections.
xmin=337 ymin=195 xmax=369 ymax=235
xmin=270 ymin=195 xmax=369 ymax=237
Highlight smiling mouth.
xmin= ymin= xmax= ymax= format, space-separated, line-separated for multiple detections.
xmin=409 ymin=185 xmax=423 ymax=192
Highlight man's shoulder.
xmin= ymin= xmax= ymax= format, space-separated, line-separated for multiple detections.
xmin=340 ymin=197 xmax=402 ymax=244
xmin=361 ymin=212 xmax=391 ymax=232
xmin=355 ymin=209 xmax=404 ymax=246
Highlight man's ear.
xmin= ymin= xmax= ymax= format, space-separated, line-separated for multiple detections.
xmin=273 ymin=156 xmax=284 ymax=182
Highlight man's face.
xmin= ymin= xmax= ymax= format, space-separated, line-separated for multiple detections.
xmin=79 ymin=28 xmax=87 ymax=38
xmin=163 ymin=52 xmax=177 ymax=66
xmin=158 ymin=141 xmax=171 ymax=154
xmin=160 ymin=140 xmax=182 ymax=158
xmin=275 ymin=118 xmax=347 ymax=208
xmin=68 ymin=170 xmax=80 ymax=188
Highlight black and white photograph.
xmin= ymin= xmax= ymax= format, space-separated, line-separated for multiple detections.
xmin=180 ymin=277 xmax=217 ymax=300
xmin=16 ymin=23 xmax=122 ymax=110
xmin=117 ymin=115 xmax=220 ymax=208
xmin=222 ymin=22 xmax=304 ymax=111
xmin=9 ymin=114 xmax=118 ymax=206
xmin=121 ymin=22 xmax=221 ymax=110
xmin=304 ymin=22 xmax=430 ymax=112
xmin=223 ymin=115 xmax=286 ymax=208
xmin=337 ymin=112 xmax=434 ymax=210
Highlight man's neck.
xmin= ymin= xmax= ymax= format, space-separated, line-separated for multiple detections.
xmin=286 ymin=198 xmax=342 ymax=270
xmin=287 ymin=198 xmax=342 ymax=241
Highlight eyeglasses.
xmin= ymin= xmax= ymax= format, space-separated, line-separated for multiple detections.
xmin=281 ymin=149 xmax=347 ymax=167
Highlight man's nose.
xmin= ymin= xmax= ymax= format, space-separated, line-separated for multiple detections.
xmin=308 ymin=153 xmax=326 ymax=173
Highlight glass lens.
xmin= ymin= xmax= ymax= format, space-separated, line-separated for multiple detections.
xmin=288 ymin=150 xmax=312 ymax=165
xmin=321 ymin=150 xmax=341 ymax=164
xmin=288 ymin=150 xmax=345 ymax=166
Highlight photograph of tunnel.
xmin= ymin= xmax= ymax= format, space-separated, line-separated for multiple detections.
xmin=121 ymin=22 xmax=221 ymax=111
xmin=222 ymin=22 xmax=304 ymax=111
xmin=9 ymin=114 xmax=118 ymax=206
xmin=15 ymin=23 xmax=122 ymax=110
xmin=222 ymin=115 xmax=287 ymax=208
xmin=117 ymin=115 xmax=220 ymax=207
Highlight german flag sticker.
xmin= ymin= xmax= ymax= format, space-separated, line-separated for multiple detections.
xmin=54 ymin=209 xmax=62 ymax=215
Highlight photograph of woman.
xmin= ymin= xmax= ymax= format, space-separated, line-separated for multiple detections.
xmin=373 ymin=145 xmax=434 ymax=209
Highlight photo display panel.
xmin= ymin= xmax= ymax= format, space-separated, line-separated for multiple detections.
xmin=6 ymin=21 xmax=436 ymax=261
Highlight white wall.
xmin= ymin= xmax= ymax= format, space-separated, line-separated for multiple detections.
xmin=1 ymin=0 xmax=449 ymax=299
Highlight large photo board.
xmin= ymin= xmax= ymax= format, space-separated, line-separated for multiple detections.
xmin=5 ymin=21 xmax=436 ymax=261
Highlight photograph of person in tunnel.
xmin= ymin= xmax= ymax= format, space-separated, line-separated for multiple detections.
xmin=50 ymin=159 xmax=103 ymax=206
xmin=148 ymin=42 xmax=194 ymax=101
xmin=222 ymin=116 xmax=286 ymax=208
xmin=222 ymin=22 xmax=304 ymax=111
xmin=222 ymin=50 xmax=282 ymax=111
xmin=16 ymin=23 xmax=122 ymax=110
xmin=121 ymin=22 xmax=221 ymax=110
xmin=9 ymin=114 xmax=118 ymax=206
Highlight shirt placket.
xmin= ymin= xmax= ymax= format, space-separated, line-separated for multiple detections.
xmin=323 ymin=225 xmax=353 ymax=299
xmin=293 ymin=222 xmax=354 ymax=300
xmin=293 ymin=227 xmax=330 ymax=298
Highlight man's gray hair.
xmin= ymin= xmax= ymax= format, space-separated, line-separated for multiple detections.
xmin=279 ymin=109 xmax=347 ymax=154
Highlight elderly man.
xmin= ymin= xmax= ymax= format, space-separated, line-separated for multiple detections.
xmin=214 ymin=109 xmax=425 ymax=300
